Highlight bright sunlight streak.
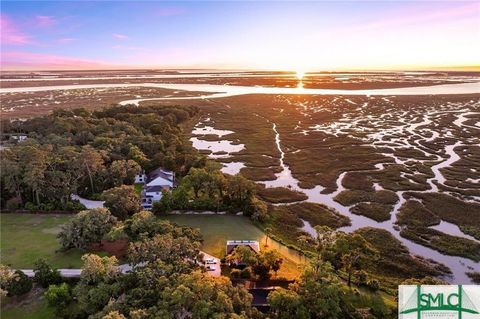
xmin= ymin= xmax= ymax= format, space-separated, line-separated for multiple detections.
xmin=296 ymin=70 xmax=305 ymax=80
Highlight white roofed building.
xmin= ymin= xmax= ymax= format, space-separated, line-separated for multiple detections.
xmin=140 ymin=167 xmax=175 ymax=209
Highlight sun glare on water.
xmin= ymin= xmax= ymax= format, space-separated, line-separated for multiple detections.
xmin=296 ymin=70 xmax=305 ymax=80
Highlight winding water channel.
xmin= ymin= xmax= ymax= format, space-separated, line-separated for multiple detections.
xmin=3 ymin=80 xmax=479 ymax=283
xmin=265 ymin=125 xmax=478 ymax=283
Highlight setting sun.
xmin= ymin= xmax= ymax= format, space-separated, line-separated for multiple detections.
xmin=1 ymin=1 xmax=480 ymax=317
xmin=296 ymin=70 xmax=305 ymax=80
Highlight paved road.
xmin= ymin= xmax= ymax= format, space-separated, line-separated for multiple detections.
xmin=20 ymin=252 xmax=220 ymax=278
xmin=21 ymin=268 xmax=82 ymax=278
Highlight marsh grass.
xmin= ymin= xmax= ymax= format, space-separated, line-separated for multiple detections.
xmin=356 ymin=227 xmax=449 ymax=280
xmin=334 ymin=190 xmax=398 ymax=206
xmin=396 ymin=200 xmax=440 ymax=227
xmin=256 ymin=186 xmax=308 ymax=203
xmin=351 ymin=202 xmax=391 ymax=222
xmin=400 ymin=227 xmax=480 ymax=261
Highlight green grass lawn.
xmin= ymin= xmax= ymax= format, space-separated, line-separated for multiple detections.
xmin=134 ymin=183 xmax=144 ymax=194
xmin=1 ymin=296 xmax=54 ymax=319
xmin=0 ymin=213 xmax=302 ymax=279
xmin=0 ymin=214 xmax=84 ymax=269
xmin=162 ymin=215 xmax=265 ymax=258
xmin=161 ymin=214 xmax=303 ymax=279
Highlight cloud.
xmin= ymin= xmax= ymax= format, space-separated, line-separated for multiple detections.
xmin=0 ymin=14 xmax=32 ymax=45
xmin=155 ymin=7 xmax=186 ymax=17
xmin=113 ymin=33 xmax=129 ymax=40
xmin=1 ymin=51 xmax=108 ymax=70
xmin=35 ymin=15 xmax=57 ymax=27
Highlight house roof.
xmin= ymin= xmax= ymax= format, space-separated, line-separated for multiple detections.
xmin=147 ymin=167 xmax=174 ymax=184
xmin=226 ymin=240 xmax=260 ymax=255
xmin=144 ymin=185 xmax=170 ymax=193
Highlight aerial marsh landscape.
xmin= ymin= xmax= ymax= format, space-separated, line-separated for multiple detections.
xmin=185 ymin=84 xmax=480 ymax=279
xmin=1 ymin=1 xmax=480 ymax=318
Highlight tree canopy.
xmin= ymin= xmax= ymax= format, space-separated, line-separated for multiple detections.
xmin=1 ymin=104 xmax=202 ymax=210
xmin=58 ymin=208 xmax=118 ymax=250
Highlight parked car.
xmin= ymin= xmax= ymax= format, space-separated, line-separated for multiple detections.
xmin=205 ymin=258 xmax=216 ymax=264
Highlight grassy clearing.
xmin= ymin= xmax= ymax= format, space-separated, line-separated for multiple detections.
xmin=160 ymin=214 xmax=302 ymax=279
xmin=0 ymin=214 xmax=84 ymax=268
xmin=1 ymin=301 xmax=53 ymax=319
xmin=161 ymin=214 xmax=264 ymax=258
xmin=1 ymin=300 xmax=53 ymax=319
xmin=1 ymin=287 xmax=54 ymax=319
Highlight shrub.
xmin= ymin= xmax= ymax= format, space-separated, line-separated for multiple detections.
xmin=152 ymin=196 xmax=172 ymax=215
xmin=62 ymin=200 xmax=87 ymax=211
xmin=230 ymin=269 xmax=241 ymax=279
xmin=366 ymin=279 xmax=380 ymax=291
xmin=23 ymin=201 xmax=82 ymax=211
xmin=0 ymin=264 xmax=14 ymax=297
xmin=190 ymin=198 xmax=217 ymax=211
xmin=6 ymin=270 xmax=32 ymax=296
xmin=5 ymin=197 xmax=22 ymax=210
xmin=33 ymin=258 xmax=62 ymax=288
xmin=103 ymin=311 xmax=127 ymax=319
xmin=45 ymin=283 xmax=72 ymax=317
xmin=240 ymin=267 xmax=252 ymax=279
xmin=355 ymin=270 xmax=368 ymax=286
xmin=24 ymin=201 xmax=37 ymax=210
xmin=103 ymin=225 xmax=128 ymax=241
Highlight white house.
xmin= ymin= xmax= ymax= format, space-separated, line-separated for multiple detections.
xmin=140 ymin=167 xmax=175 ymax=210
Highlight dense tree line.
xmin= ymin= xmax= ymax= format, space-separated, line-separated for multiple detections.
xmin=0 ymin=105 xmax=203 ymax=210
xmin=154 ymin=162 xmax=268 ymax=218
xmin=44 ymin=211 xmax=261 ymax=318
xmin=227 ymin=245 xmax=284 ymax=281
xmin=0 ymin=208 xmax=416 ymax=318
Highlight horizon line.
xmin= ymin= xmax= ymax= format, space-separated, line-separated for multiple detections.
xmin=2 ymin=65 xmax=480 ymax=73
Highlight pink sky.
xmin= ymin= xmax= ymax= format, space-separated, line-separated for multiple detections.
xmin=1 ymin=2 xmax=479 ymax=71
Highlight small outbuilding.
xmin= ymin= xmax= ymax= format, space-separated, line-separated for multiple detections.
xmin=226 ymin=240 xmax=260 ymax=255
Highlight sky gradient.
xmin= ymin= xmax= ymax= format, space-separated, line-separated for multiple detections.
xmin=1 ymin=1 xmax=479 ymax=71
